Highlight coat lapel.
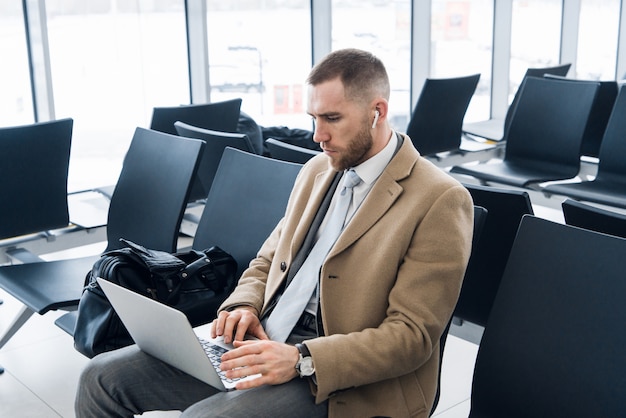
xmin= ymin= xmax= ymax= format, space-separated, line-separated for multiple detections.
xmin=328 ymin=171 xmax=402 ymax=256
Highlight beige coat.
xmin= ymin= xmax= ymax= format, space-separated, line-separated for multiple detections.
xmin=220 ymin=135 xmax=474 ymax=417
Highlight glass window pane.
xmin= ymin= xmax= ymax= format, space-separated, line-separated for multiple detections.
xmin=0 ymin=5 xmax=35 ymax=126
xmin=577 ymin=0 xmax=619 ymax=80
xmin=331 ymin=0 xmax=412 ymax=131
xmin=46 ymin=1 xmax=188 ymax=191
xmin=431 ymin=0 xmax=494 ymax=121
xmin=510 ymin=0 xmax=562 ymax=100
xmin=206 ymin=1 xmax=312 ymax=130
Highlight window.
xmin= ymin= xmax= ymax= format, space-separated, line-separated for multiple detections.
xmin=0 ymin=4 xmax=34 ymax=126
xmin=577 ymin=0 xmax=619 ymax=80
xmin=331 ymin=0 xmax=412 ymax=131
xmin=206 ymin=0 xmax=312 ymax=129
xmin=431 ymin=0 xmax=494 ymax=121
xmin=45 ymin=1 xmax=188 ymax=191
xmin=510 ymin=0 xmax=562 ymax=100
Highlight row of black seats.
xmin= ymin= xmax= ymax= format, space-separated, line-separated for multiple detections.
xmin=451 ymin=74 xmax=626 ymax=211
xmin=455 ymin=183 xmax=626 ymax=330
xmin=464 ymin=213 xmax=626 ymax=417
xmin=0 ymin=122 xmax=206 ymax=349
xmin=439 ymin=182 xmax=626 ymax=417
xmin=0 ymin=111 xmax=304 ymax=357
xmin=149 ymin=98 xmax=321 ymax=204
xmin=403 ymin=63 xmax=573 ymax=158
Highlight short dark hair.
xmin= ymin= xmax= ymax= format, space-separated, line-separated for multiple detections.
xmin=307 ymin=48 xmax=390 ymax=103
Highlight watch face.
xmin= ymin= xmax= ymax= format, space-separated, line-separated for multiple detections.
xmin=299 ymin=357 xmax=315 ymax=376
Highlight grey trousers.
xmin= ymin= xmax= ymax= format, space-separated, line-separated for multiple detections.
xmin=75 ymin=345 xmax=328 ymax=418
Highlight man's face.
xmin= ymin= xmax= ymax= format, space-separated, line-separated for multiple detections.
xmin=307 ymin=78 xmax=374 ymax=171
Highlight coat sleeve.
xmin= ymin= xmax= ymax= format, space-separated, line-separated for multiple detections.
xmin=216 ymin=217 xmax=283 ymax=314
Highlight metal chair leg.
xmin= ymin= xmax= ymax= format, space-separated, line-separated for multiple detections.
xmin=0 ymin=299 xmax=3 ymax=374
xmin=0 ymin=305 xmax=35 ymax=350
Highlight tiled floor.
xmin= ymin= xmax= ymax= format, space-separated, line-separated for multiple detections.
xmin=0 ymin=296 xmax=88 ymax=418
xmin=0 ymin=263 xmax=483 ymax=418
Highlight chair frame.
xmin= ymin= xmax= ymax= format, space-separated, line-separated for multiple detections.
xmin=150 ymin=99 xmax=242 ymax=136
xmin=266 ymin=137 xmax=321 ymax=164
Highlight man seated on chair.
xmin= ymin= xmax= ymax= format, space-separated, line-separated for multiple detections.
xmin=75 ymin=48 xmax=474 ymax=418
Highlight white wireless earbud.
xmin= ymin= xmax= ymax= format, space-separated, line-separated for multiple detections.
xmin=372 ymin=110 xmax=380 ymax=129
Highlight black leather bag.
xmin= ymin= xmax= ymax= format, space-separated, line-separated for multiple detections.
xmin=73 ymin=239 xmax=237 ymax=358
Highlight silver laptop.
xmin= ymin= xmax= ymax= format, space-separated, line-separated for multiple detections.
xmin=97 ymin=278 xmax=260 ymax=391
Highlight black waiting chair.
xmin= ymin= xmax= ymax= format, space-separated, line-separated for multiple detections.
xmin=577 ymin=80 xmax=618 ymax=159
xmin=453 ymin=184 xmax=534 ymax=328
xmin=406 ymin=74 xmax=480 ymax=156
xmin=469 ymin=215 xmax=626 ymax=417
xmin=150 ymin=98 xmax=242 ymax=136
xmin=432 ymin=205 xmax=488 ymax=416
xmin=561 ymin=199 xmax=626 ymax=239
xmin=451 ymin=76 xmax=599 ymax=188
xmin=0 ymin=118 xmax=73 ymax=241
xmin=544 ymin=75 xmax=618 ymax=159
xmin=174 ymin=121 xmax=257 ymax=202
xmin=542 ymin=86 xmax=626 ymax=209
xmin=463 ymin=63 xmax=571 ymax=142
xmin=58 ymin=147 xmax=303 ymax=338
xmin=0 ymin=128 xmax=205 ymax=348
xmin=186 ymin=147 xmax=303 ymax=314
xmin=0 ymin=118 xmax=73 ymax=373
xmin=266 ymin=137 xmax=321 ymax=164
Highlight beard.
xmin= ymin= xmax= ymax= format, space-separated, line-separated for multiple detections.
xmin=329 ymin=121 xmax=373 ymax=171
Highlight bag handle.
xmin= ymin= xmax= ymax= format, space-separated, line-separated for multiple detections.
xmin=181 ymin=255 xmax=212 ymax=278
xmin=118 ymin=238 xmax=186 ymax=273
xmin=174 ymin=246 xmax=237 ymax=295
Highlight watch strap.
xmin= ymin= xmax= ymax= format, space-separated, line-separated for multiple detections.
xmin=295 ymin=343 xmax=311 ymax=358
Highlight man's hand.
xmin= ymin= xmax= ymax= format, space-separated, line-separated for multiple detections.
xmin=210 ymin=307 xmax=269 ymax=343
xmin=220 ymin=340 xmax=300 ymax=389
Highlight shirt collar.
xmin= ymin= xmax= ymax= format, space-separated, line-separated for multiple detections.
xmin=351 ymin=130 xmax=397 ymax=185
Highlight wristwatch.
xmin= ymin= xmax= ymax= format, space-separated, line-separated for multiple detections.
xmin=295 ymin=343 xmax=315 ymax=377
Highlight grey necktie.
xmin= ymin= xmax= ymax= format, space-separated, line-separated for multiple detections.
xmin=264 ymin=169 xmax=362 ymax=343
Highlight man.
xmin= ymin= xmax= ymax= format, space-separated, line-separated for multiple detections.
xmin=76 ymin=48 xmax=473 ymax=418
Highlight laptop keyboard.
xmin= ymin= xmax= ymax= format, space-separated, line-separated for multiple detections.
xmin=199 ymin=339 xmax=242 ymax=384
